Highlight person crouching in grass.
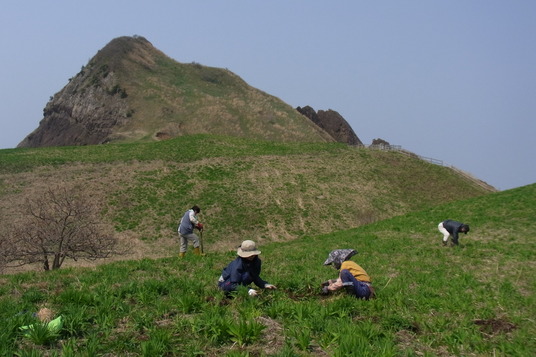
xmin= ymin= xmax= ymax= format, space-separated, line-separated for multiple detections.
xmin=321 ymin=249 xmax=375 ymax=300
xmin=218 ymin=240 xmax=277 ymax=297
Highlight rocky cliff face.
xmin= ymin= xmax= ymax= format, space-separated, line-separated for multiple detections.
xmin=17 ymin=37 xmax=145 ymax=148
xmin=18 ymin=72 xmax=131 ymax=147
xmin=296 ymin=106 xmax=363 ymax=146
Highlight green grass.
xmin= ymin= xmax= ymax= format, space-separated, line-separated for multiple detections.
xmin=0 ymin=135 xmax=491 ymax=252
xmin=0 ymin=135 xmax=342 ymax=174
xmin=1 ymin=183 xmax=534 ymax=356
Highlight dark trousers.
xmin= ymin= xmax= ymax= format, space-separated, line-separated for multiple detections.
xmin=218 ymin=272 xmax=252 ymax=293
xmin=340 ymin=269 xmax=372 ymax=300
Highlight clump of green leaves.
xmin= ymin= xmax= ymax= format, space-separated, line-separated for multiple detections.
xmin=228 ymin=318 xmax=265 ymax=347
xmin=22 ymin=321 xmax=60 ymax=346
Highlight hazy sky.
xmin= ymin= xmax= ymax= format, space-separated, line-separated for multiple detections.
xmin=1 ymin=1 xmax=535 ymax=190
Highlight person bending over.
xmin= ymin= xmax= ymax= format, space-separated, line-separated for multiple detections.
xmin=438 ymin=219 xmax=470 ymax=246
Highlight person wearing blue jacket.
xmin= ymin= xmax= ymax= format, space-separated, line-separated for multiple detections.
xmin=218 ymin=240 xmax=276 ymax=296
xmin=438 ymin=219 xmax=470 ymax=246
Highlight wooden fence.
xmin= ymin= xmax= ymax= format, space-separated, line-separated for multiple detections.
xmin=359 ymin=143 xmax=497 ymax=191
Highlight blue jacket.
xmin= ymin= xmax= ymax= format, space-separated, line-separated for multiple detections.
xmin=442 ymin=220 xmax=464 ymax=242
xmin=218 ymin=256 xmax=268 ymax=292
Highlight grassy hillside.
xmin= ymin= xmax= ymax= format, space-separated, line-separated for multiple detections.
xmin=0 ymin=135 xmax=492 ymax=262
xmin=115 ymin=46 xmax=333 ymax=143
xmin=19 ymin=36 xmax=333 ymax=147
xmin=116 ymin=53 xmax=333 ymax=143
xmin=0 ymin=183 xmax=533 ymax=356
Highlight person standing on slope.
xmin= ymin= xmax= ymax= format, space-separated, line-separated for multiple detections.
xmin=321 ymin=249 xmax=375 ymax=300
xmin=178 ymin=205 xmax=204 ymax=257
xmin=437 ymin=219 xmax=470 ymax=246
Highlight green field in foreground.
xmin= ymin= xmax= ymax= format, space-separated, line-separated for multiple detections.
xmin=1 ymin=183 xmax=534 ymax=356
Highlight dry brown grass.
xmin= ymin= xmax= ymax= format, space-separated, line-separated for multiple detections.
xmin=0 ymin=147 xmax=491 ymax=272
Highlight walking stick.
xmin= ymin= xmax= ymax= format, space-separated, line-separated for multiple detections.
xmin=200 ymin=229 xmax=204 ymax=254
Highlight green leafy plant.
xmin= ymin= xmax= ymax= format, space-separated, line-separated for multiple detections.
xmin=22 ymin=321 xmax=60 ymax=346
xmin=227 ymin=318 xmax=266 ymax=347
xmin=287 ymin=326 xmax=312 ymax=351
xmin=190 ymin=308 xmax=232 ymax=345
xmin=176 ymin=293 xmax=202 ymax=314
xmin=59 ymin=306 xmax=91 ymax=337
xmin=140 ymin=328 xmax=172 ymax=357
xmin=14 ymin=349 xmax=47 ymax=357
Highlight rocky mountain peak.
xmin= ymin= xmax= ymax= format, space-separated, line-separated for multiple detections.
xmin=17 ymin=36 xmax=350 ymax=148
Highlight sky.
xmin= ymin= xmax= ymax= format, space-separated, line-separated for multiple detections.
xmin=1 ymin=1 xmax=535 ymax=191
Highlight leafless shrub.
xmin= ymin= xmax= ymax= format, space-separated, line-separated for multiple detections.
xmin=0 ymin=184 xmax=119 ymax=271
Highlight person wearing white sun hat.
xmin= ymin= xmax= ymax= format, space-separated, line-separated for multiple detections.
xmin=218 ymin=240 xmax=277 ymax=296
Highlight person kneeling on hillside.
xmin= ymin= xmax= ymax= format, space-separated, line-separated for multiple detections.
xmin=321 ymin=249 xmax=375 ymax=300
xmin=218 ymin=240 xmax=276 ymax=296
xmin=437 ymin=219 xmax=470 ymax=246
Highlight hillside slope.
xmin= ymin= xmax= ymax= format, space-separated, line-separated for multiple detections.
xmin=1 ymin=135 xmax=494 ymax=263
xmin=17 ymin=36 xmax=334 ymax=148
xmin=0 ymin=182 xmax=532 ymax=355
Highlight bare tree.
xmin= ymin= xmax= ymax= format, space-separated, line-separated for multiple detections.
xmin=1 ymin=185 xmax=119 ymax=271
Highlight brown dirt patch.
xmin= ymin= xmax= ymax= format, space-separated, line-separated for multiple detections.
xmin=36 ymin=307 xmax=54 ymax=322
xmin=474 ymin=317 xmax=516 ymax=337
xmin=257 ymin=316 xmax=285 ymax=355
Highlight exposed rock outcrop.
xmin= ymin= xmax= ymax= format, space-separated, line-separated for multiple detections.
xmin=17 ymin=37 xmax=145 ymax=147
xmin=18 ymin=73 xmax=131 ymax=147
xmin=371 ymin=138 xmax=390 ymax=146
xmin=296 ymin=106 xmax=363 ymax=146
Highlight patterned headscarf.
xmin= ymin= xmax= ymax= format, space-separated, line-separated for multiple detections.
xmin=323 ymin=249 xmax=357 ymax=266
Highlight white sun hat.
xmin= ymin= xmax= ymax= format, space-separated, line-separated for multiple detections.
xmin=237 ymin=240 xmax=261 ymax=258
